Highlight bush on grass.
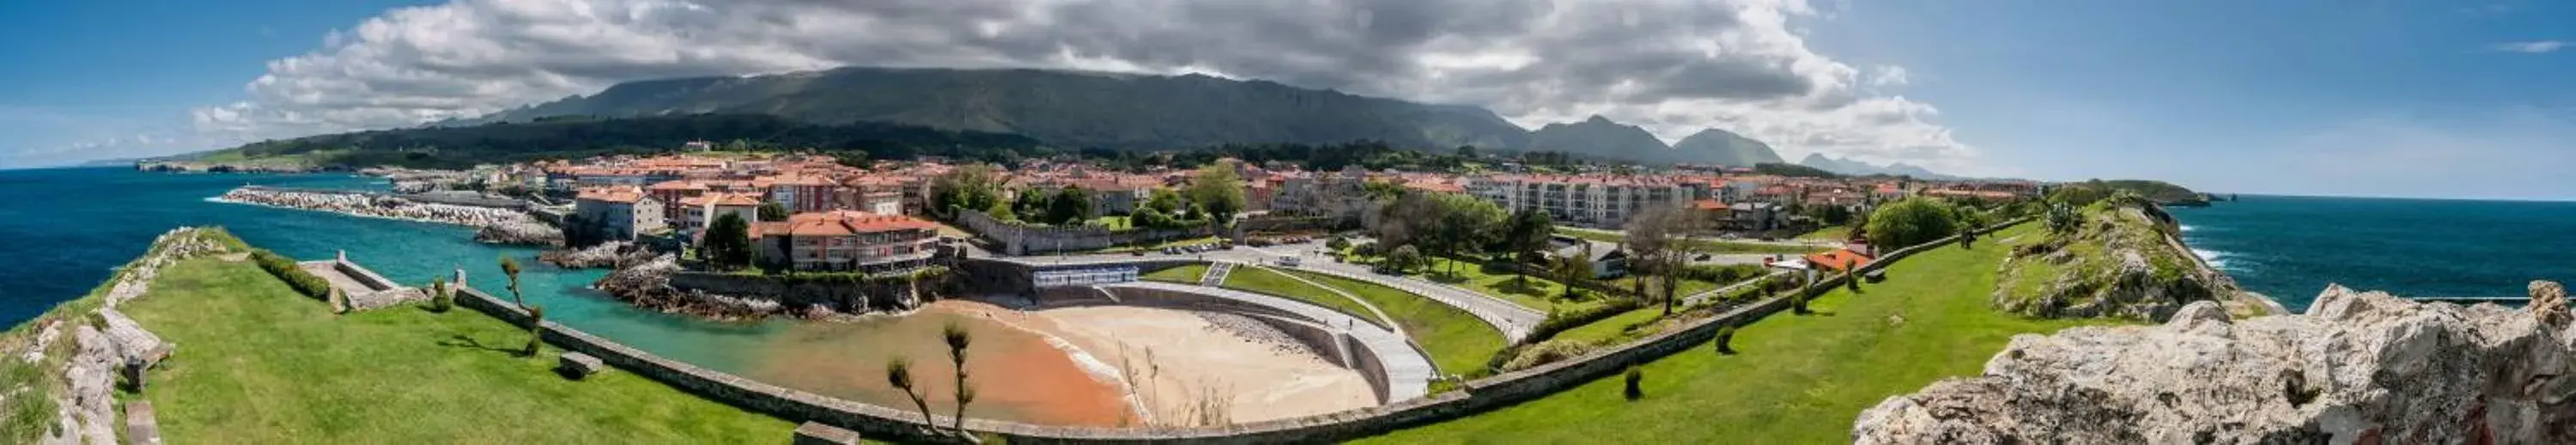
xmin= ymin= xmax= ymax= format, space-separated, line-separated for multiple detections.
xmin=250 ymin=249 xmax=331 ymax=299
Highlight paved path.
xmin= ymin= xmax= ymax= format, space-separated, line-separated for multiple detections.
xmin=1104 ymin=281 xmax=1437 ymax=399
xmin=1682 ymin=271 xmax=1796 ymax=306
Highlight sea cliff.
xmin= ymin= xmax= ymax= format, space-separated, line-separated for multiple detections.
xmin=1 ymin=228 xmax=240 ymax=444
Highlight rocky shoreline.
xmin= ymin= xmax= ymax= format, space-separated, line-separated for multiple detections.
xmin=539 ymin=241 xmax=653 ymax=269
xmin=216 ymin=186 xmax=562 ymax=246
xmin=1855 ymin=283 xmax=2576 ymax=443
xmin=590 ymin=255 xmax=785 ymax=320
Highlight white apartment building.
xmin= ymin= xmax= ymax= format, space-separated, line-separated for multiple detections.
xmin=1466 ymin=174 xmax=1692 ymax=229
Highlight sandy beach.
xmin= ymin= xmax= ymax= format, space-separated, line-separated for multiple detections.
xmin=956 ymin=302 xmax=1378 ymax=426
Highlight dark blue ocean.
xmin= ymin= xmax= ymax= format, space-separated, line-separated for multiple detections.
xmin=2171 ymin=194 xmax=2576 ymax=312
xmin=0 ymin=167 xmax=784 ymax=371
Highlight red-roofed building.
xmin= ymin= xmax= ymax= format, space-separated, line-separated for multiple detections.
xmin=573 ymin=186 xmax=665 ymax=241
xmin=753 ymin=210 xmax=943 ymax=271
xmin=679 ymin=192 xmax=763 ymax=231
xmin=1804 ymin=248 xmax=1874 ymax=273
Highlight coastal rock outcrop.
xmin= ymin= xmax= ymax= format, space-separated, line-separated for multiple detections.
xmin=1994 ymin=201 xmax=2262 ymax=320
xmin=592 ymin=255 xmax=781 ymax=320
xmin=539 ymin=241 xmax=651 ymax=269
xmin=1853 ymin=282 xmax=2576 ymax=444
xmin=473 ymin=221 xmax=565 ymax=247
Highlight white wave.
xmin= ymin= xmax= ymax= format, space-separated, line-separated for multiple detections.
xmin=2179 ymin=224 xmax=2196 ymax=232
xmin=2191 ymin=248 xmax=2230 ymax=269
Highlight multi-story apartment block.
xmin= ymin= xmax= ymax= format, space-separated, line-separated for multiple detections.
xmin=1466 ymin=174 xmax=1692 ymax=229
xmin=754 ymin=210 xmax=943 ymax=272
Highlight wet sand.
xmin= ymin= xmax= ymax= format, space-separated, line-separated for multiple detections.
xmin=744 ymin=302 xmax=1133 ymax=426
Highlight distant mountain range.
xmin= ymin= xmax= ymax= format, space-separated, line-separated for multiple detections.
xmin=454 ymin=66 xmax=1793 ymax=167
xmin=1797 ymin=153 xmax=1960 ymax=180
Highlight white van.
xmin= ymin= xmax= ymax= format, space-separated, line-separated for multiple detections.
xmin=1276 ymin=255 xmax=1302 ymax=267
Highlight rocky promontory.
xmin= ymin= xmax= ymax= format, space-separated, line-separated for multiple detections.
xmin=591 ymin=255 xmax=782 ymax=320
xmin=1854 ymin=283 xmax=2576 ymax=444
xmin=538 ymin=241 xmax=653 ymax=269
xmin=1995 ymin=198 xmax=2274 ymax=320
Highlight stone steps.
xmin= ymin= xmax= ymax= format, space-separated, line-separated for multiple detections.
xmin=1200 ymin=262 xmax=1236 ymax=287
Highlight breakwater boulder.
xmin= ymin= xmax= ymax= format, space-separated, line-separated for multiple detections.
xmin=539 ymin=241 xmax=649 ymax=269
xmin=1853 ymin=282 xmax=2576 ymax=444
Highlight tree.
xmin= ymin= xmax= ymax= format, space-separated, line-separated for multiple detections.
xmin=1010 ymin=188 xmax=1050 ymax=222
xmin=1044 ymin=185 xmax=1097 ymax=225
xmin=1503 ymin=210 xmax=1556 ymax=288
xmin=1553 ymin=243 xmax=1595 ymax=302
xmin=2047 ymin=203 xmax=2081 ymax=235
xmin=756 ymin=202 xmax=790 ymax=222
xmin=1455 ymin=145 xmax=1479 ymax=159
xmin=1388 ymin=245 xmax=1424 ymax=274
xmin=987 ymin=199 xmax=1018 ymax=223
xmin=1624 ymin=208 xmax=1697 ymax=316
xmin=942 ymin=322 xmax=976 ymax=435
xmin=1623 ymin=366 xmax=1645 ymax=400
xmin=1865 ymin=198 xmax=1961 ymax=249
xmin=703 ymin=213 xmax=755 ymax=271
xmin=885 ymin=356 xmax=936 ymax=432
xmin=1131 ymin=206 xmax=1174 ymax=230
xmin=1185 ymin=164 xmax=1248 ymax=227
xmin=498 ymin=256 xmax=527 ymax=308
xmin=1957 ymin=208 xmax=1989 ymax=248
xmin=1429 ymin=193 xmax=1506 ymax=275
xmin=929 ymin=164 xmax=1005 ymax=219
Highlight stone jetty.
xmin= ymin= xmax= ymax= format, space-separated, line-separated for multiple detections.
xmin=217 ymin=187 xmax=562 ymax=246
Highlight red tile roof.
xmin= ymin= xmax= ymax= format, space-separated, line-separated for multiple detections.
xmin=575 ymin=186 xmax=647 ymax=204
xmin=766 ymin=210 xmax=939 ymax=237
xmin=1805 ymin=248 xmax=1874 ymax=272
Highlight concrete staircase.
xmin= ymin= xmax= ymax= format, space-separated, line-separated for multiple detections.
xmin=1200 ymin=262 xmax=1236 ymax=287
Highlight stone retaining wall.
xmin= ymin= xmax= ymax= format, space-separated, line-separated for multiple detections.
xmin=958 ymin=209 xmax=1212 ymax=255
xmin=429 ymin=220 xmax=2032 ymax=443
xmin=665 ymin=271 xmax=914 ymax=312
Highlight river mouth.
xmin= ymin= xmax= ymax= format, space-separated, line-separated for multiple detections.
xmin=741 ymin=300 xmax=1379 ymax=427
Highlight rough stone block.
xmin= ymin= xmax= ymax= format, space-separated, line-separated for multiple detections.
xmin=126 ymin=400 xmax=162 ymax=445
xmin=557 ymin=351 xmax=604 ymax=380
xmin=793 ymin=421 xmax=862 ymax=445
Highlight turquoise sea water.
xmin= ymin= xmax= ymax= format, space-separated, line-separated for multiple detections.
xmin=0 ymin=167 xmax=787 ymax=374
xmin=2171 ymin=194 xmax=2576 ymax=312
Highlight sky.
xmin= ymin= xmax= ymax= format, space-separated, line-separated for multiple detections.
xmin=2 ymin=0 xmax=2573 ymax=200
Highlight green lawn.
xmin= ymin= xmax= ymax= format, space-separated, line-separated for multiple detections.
xmin=1353 ymin=254 xmax=1598 ymax=313
xmin=1795 ymin=226 xmax=1853 ymax=241
xmin=118 ymin=257 xmax=793 ymax=443
xmin=1549 ymin=307 xmax=1666 ymax=345
xmin=1285 ymin=271 xmax=1508 ymax=376
xmin=1089 ymin=216 xmax=1133 ymax=230
xmin=1142 ymin=264 xmax=1210 ymax=283
xmin=1220 ymin=266 xmax=1386 ymax=326
xmin=1601 ymin=275 xmax=1723 ymax=299
xmin=1361 ymin=222 xmax=2110 ymax=443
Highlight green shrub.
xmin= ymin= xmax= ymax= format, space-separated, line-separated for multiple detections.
xmin=1522 ymin=297 xmax=1647 ymax=343
xmin=1791 ymin=292 xmax=1810 ymax=315
xmin=249 ymin=250 xmax=331 ymax=299
xmin=427 ymin=277 xmax=454 ymax=313
xmin=523 ymin=305 xmax=547 ymax=356
xmin=1713 ymin=326 xmax=1737 ymax=355
xmin=1622 ymin=367 xmax=1644 ymax=401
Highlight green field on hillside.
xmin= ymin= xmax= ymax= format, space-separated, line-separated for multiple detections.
xmin=118 ymin=257 xmax=793 ymax=443
xmin=1362 ymin=223 xmax=2108 ymax=443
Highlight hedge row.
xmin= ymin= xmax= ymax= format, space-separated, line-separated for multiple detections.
xmin=251 ymin=250 xmax=333 ymax=299
xmin=1521 ymin=297 xmax=1649 ymax=344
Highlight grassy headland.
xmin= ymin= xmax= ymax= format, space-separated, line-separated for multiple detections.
xmin=1360 ymin=222 xmax=2114 ymax=443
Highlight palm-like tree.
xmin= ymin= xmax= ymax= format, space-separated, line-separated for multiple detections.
xmin=942 ymin=322 xmax=976 ymax=435
xmin=498 ymin=256 xmax=527 ymax=308
xmin=885 ymin=356 xmax=936 ymax=431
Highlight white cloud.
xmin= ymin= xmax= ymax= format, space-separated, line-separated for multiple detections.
xmin=185 ymin=0 xmax=1981 ymax=172
xmin=2488 ymin=40 xmax=2567 ymax=53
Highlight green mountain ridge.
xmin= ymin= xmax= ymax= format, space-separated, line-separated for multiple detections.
xmin=466 ymin=67 xmax=1534 ymax=152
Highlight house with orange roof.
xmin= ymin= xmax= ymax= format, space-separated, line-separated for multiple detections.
xmin=753 ymin=210 xmax=944 ymax=272
xmin=678 ymin=192 xmax=763 ymax=231
xmin=1804 ymin=248 xmax=1874 ymax=273
xmin=573 ymin=186 xmax=665 ymax=242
